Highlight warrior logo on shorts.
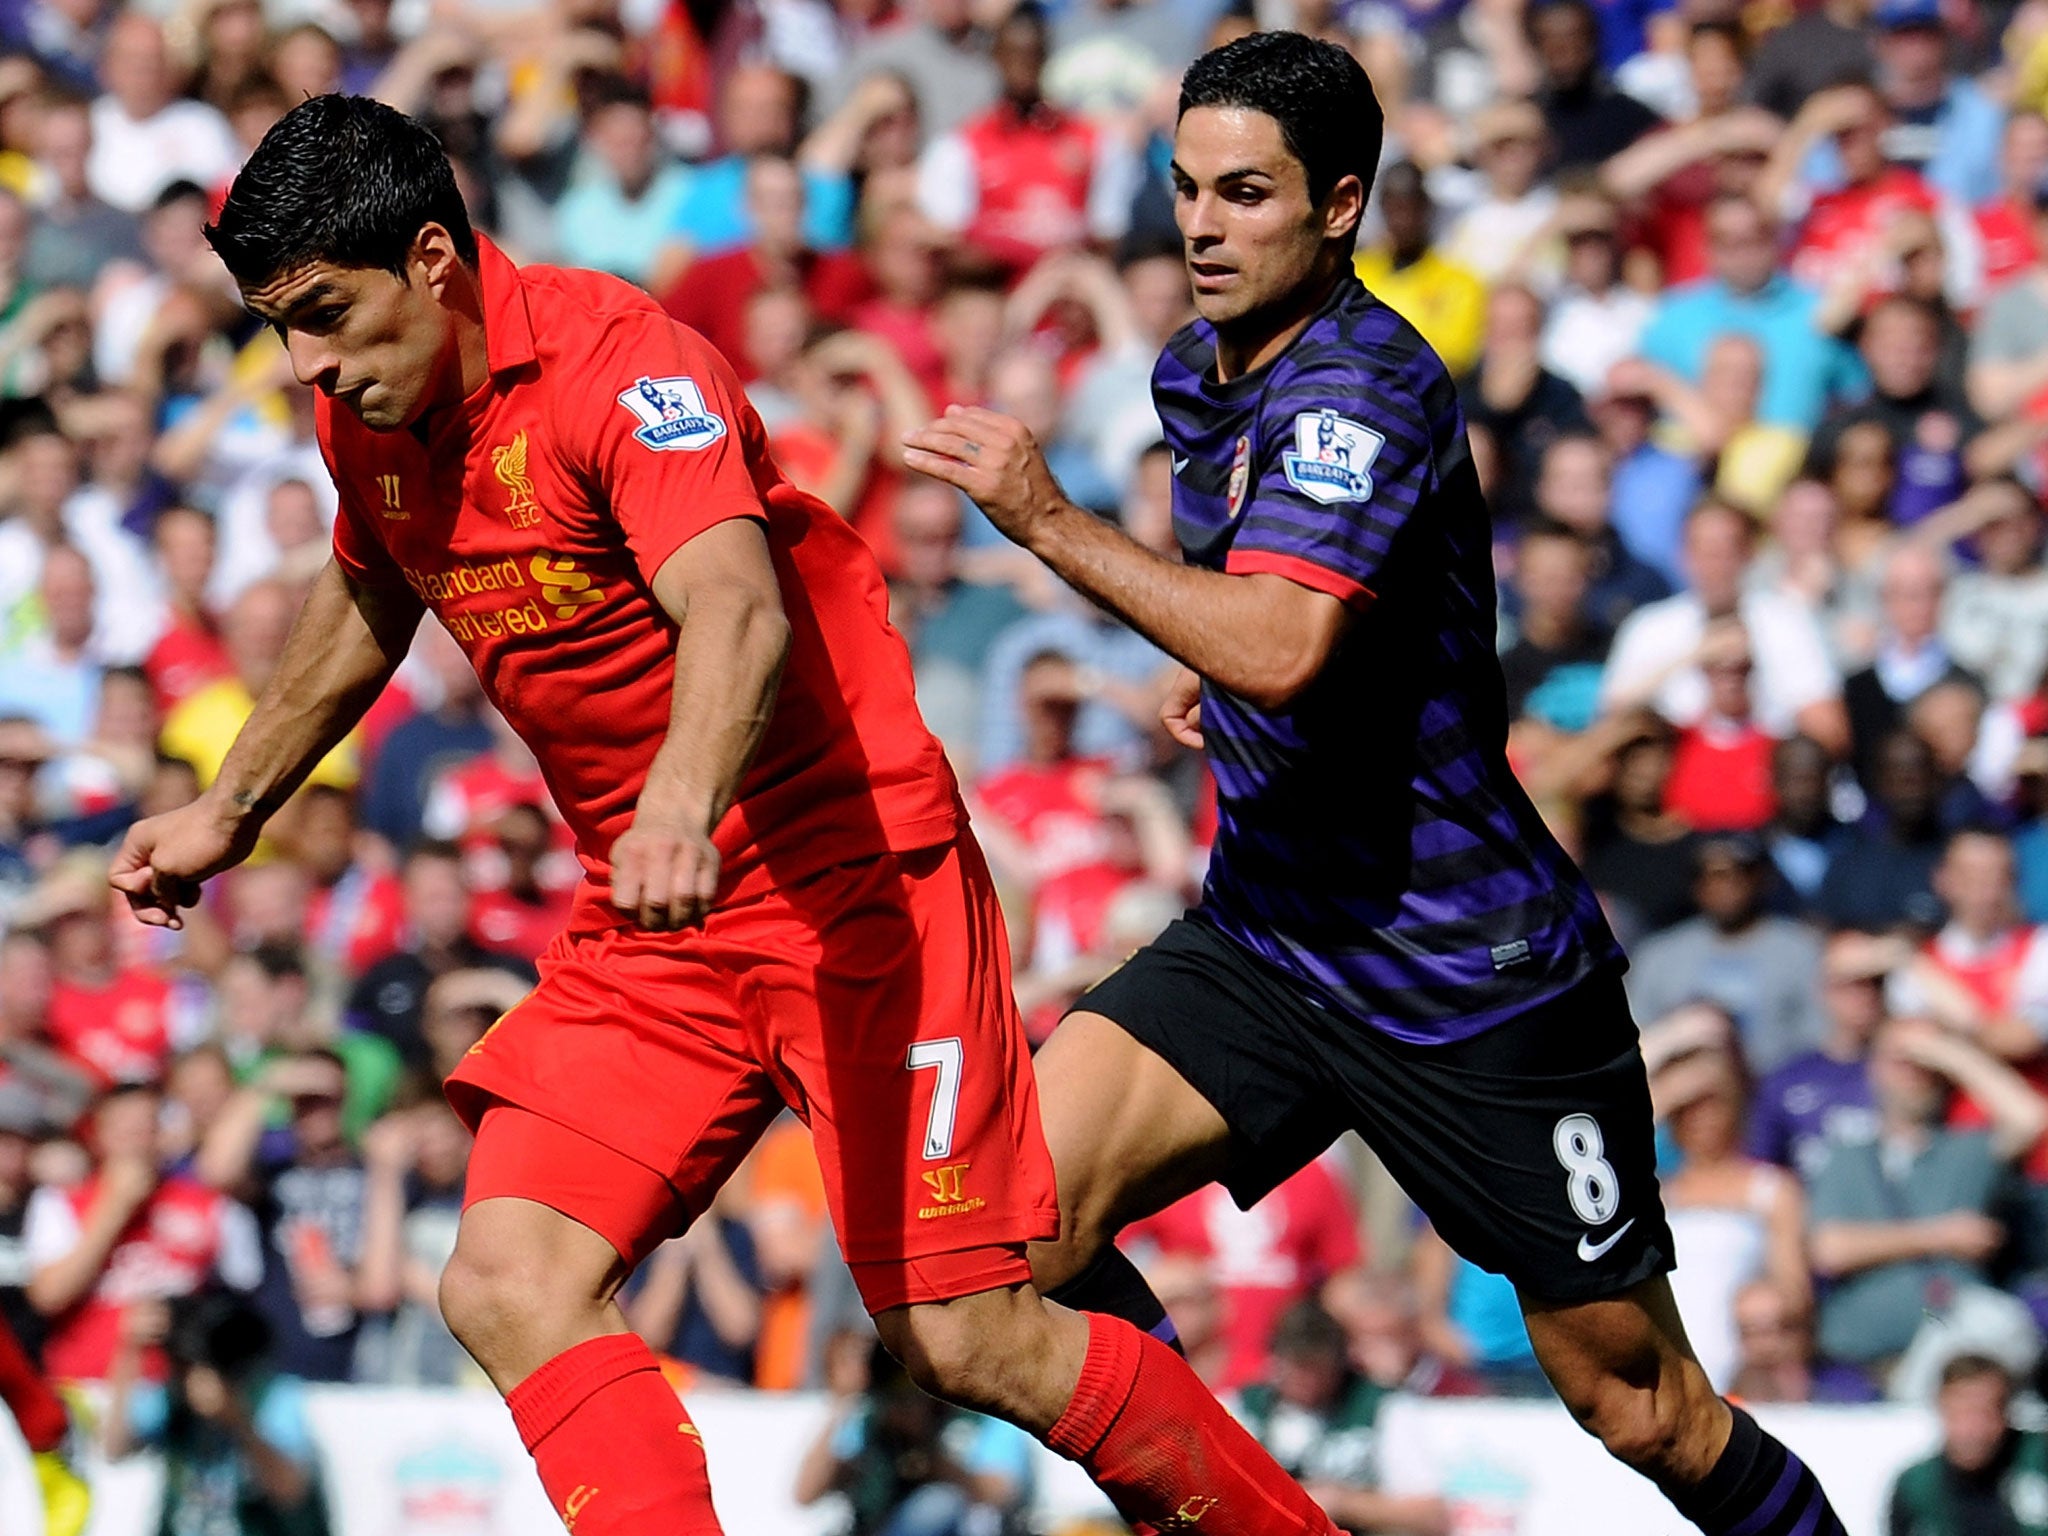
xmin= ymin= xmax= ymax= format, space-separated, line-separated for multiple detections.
xmin=615 ymin=376 xmax=727 ymax=453
xmin=1282 ymin=408 xmax=1385 ymax=504
xmin=918 ymin=1162 xmax=985 ymax=1220
xmin=1227 ymin=434 xmax=1251 ymax=520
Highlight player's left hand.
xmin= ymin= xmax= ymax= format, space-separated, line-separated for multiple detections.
xmin=610 ymin=816 xmax=722 ymax=932
xmin=901 ymin=406 xmax=1069 ymax=550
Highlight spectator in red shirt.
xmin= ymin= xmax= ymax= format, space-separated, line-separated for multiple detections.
xmin=466 ymin=803 xmax=575 ymax=964
xmin=278 ymin=785 xmax=404 ymax=977
xmin=1124 ymin=1157 xmax=1364 ymax=1391
xmin=29 ymin=857 xmax=171 ymax=1087
xmin=24 ymin=1083 xmax=262 ymax=1383
xmin=914 ymin=3 xmax=1133 ymax=275
xmin=1770 ymin=83 xmax=1943 ymax=298
xmin=1666 ymin=619 xmax=1782 ymax=832
xmin=973 ymin=649 xmax=1187 ymax=976
xmin=1973 ymin=112 xmax=2048 ymax=294
xmin=660 ymin=155 xmax=870 ymax=380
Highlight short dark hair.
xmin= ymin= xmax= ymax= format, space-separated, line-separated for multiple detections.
xmin=1269 ymin=1299 xmax=1348 ymax=1363
xmin=207 ymin=93 xmax=477 ymax=288
xmin=1939 ymin=1352 xmax=2012 ymax=1393
xmin=1178 ymin=31 xmax=1384 ymax=208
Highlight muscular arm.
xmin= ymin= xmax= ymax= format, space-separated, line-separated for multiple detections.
xmin=903 ymin=411 xmax=1352 ymax=710
xmin=113 ymin=559 xmax=423 ymax=924
xmin=609 ymin=517 xmax=794 ymax=930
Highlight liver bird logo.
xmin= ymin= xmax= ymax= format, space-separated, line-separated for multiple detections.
xmin=491 ymin=430 xmax=543 ymax=529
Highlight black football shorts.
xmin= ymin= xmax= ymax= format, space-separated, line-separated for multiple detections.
xmin=1074 ymin=915 xmax=1674 ymax=1303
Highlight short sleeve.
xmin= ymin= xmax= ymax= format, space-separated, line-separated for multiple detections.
xmin=572 ymin=313 xmax=773 ymax=588
xmin=23 ymin=1185 xmax=79 ymax=1273
xmin=1226 ymin=362 xmax=1437 ymax=608
xmin=320 ymin=437 xmax=407 ymax=591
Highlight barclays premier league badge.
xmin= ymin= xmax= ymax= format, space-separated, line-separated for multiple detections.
xmin=616 ymin=376 xmax=727 ymax=452
xmin=1282 ymin=408 xmax=1384 ymax=504
xmin=1227 ymin=434 xmax=1251 ymax=520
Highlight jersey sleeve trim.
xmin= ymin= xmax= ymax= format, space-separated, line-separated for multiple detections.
xmin=1224 ymin=548 xmax=1377 ymax=610
xmin=629 ymin=494 xmax=772 ymax=588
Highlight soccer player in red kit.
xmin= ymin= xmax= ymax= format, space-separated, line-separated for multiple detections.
xmin=110 ymin=96 xmax=1339 ymax=1536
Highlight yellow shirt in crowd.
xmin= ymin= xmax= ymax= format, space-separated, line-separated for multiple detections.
xmin=1353 ymin=247 xmax=1489 ymax=379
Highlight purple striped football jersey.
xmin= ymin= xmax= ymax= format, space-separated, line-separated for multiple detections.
xmin=1154 ymin=273 xmax=1623 ymax=1041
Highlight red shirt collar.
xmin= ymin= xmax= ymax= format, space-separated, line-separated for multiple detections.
xmin=476 ymin=233 xmax=536 ymax=377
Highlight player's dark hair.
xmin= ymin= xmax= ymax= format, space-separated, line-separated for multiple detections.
xmin=206 ymin=93 xmax=477 ymax=288
xmin=1178 ymin=31 xmax=1384 ymax=209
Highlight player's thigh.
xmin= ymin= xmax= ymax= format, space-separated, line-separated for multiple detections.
xmin=1335 ymin=966 xmax=1676 ymax=1307
xmin=1038 ymin=917 xmax=1350 ymax=1285
xmin=446 ymin=923 xmax=784 ymax=1269
xmin=1029 ymin=1009 xmax=1233 ymax=1286
xmin=743 ymin=839 xmax=1060 ymax=1312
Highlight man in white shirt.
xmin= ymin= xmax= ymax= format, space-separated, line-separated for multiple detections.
xmin=1600 ymin=498 xmax=1850 ymax=754
xmin=87 ymin=13 xmax=239 ymax=214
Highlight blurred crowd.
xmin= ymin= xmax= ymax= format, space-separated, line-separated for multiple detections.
xmin=6 ymin=0 xmax=2048 ymax=1522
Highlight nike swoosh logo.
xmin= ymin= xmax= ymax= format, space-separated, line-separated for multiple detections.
xmin=1171 ymin=455 xmax=1189 ymax=475
xmin=1577 ymin=1219 xmax=1635 ymax=1263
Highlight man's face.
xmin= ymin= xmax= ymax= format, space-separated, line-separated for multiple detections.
xmin=1172 ymin=106 xmax=1353 ymax=331
xmin=1694 ymin=852 xmax=1762 ymax=926
xmin=992 ymin=18 xmax=1046 ymax=101
xmin=1935 ymin=834 xmax=2015 ymax=935
xmin=586 ymin=101 xmax=656 ymax=188
xmin=1125 ymin=255 xmax=1193 ymax=346
xmin=747 ymin=158 xmax=806 ymax=255
xmin=1939 ymin=1374 xmax=2012 ymax=1474
xmin=1379 ymin=185 xmax=1431 ymax=255
xmin=1516 ymin=536 xmax=1590 ymax=621
xmin=721 ymin=66 xmax=796 ymax=156
xmin=1877 ymin=733 xmax=1938 ymax=825
xmin=1682 ymin=506 xmax=1750 ymax=613
xmin=1706 ymin=201 xmax=1776 ymax=293
xmin=1531 ymin=4 xmax=1596 ymax=87
xmin=1534 ymin=440 xmax=1609 ymax=533
xmin=1880 ymin=549 xmax=1943 ymax=645
xmin=36 ymin=104 xmax=91 ymax=197
xmin=404 ymin=856 xmax=470 ymax=948
xmin=1863 ymin=305 xmax=1937 ymax=399
xmin=239 ymin=239 xmax=460 ymax=432
xmin=893 ymin=485 xmax=962 ymax=588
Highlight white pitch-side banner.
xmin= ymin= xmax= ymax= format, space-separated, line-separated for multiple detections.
xmin=0 ymin=1388 xmax=1941 ymax=1536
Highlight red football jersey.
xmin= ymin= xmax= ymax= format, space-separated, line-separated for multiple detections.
xmin=321 ymin=237 xmax=963 ymax=911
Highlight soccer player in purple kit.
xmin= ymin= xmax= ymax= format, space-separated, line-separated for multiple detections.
xmin=906 ymin=30 xmax=1851 ymax=1536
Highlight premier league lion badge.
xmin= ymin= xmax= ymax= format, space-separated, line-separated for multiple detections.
xmin=1282 ymin=407 xmax=1385 ymax=505
xmin=616 ymin=376 xmax=728 ymax=452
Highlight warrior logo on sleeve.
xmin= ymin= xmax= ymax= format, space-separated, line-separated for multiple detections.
xmin=1282 ymin=408 xmax=1385 ymax=504
xmin=615 ymin=376 xmax=727 ymax=452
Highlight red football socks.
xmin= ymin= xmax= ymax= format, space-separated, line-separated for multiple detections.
xmin=505 ymin=1333 xmax=722 ymax=1535
xmin=1047 ymin=1312 xmax=1338 ymax=1535
xmin=0 ymin=1316 xmax=65 ymax=1452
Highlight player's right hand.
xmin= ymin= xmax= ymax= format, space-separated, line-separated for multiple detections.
xmin=611 ymin=816 xmax=722 ymax=932
xmin=109 ymin=794 xmax=259 ymax=930
xmin=1161 ymin=667 xmax=1205 ymax=750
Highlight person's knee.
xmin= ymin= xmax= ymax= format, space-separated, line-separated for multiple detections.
xmin=439 ymin=1200 xmax=620 ymax=1374
xmin=874 ymin=1293 xmax=1055 ymax=1421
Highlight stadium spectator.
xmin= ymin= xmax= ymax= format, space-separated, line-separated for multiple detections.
xmin=1806 ymin=1017 xmax=2047 ymax=1374
xmin=1460 ymin=280 xmax=1591 ymax=519
xmin=1352 ymin=160 xmax=1487 ymax=380
xmin=342 ymin=841 xmax=531 ymax=1070
xmin=86 ymin=14 xmax=237 ymax=214
xmin=1523 ymin=432 xmax=1670 ymax=630
xmin=101 ymin=1289 xmax=329 ymax=1536
xmin=196 ymin=1048 xmax=369 ymax=1384
xmin=624 ymin=1180 xmax=767 ymax=1387
xmin=1726 ymin=1279 xmax=1881 ymax=1405
xmin=1540 ymin=185 xmax=1653 ymax=399
xmin=0 ymin=544 xmax=102 ymax=747
xmin=354 ymin=1096 xmax=476 ymax=1388
xmin=1887 ymin=1354 xmax=2048 ymax=1534
xmin=1940 ymin=479 xmax=2048 ymax=706
xmin=793 ymin=1340 xmax=1034 ymax=1536
xmin=1750 ymin=930 xmax=1891 ymax=1179
xmin=1527 ymin=0 xmax=1662 ymax=170
xmin=31 ymin=854 xmax=170 ymax=1086
xmin=1866 ymin=0 xmax=2004 ymax=206
xmin=1578 ymin=711 xmax=1701 ymax=938
xmin=1500 ymin=523 xmax=1612 ymax=732
xmin=276 ymin=785 xmax=403 ymax=977
xmin=675 ymin=63 xmax=854 ymax=257
xmin=25 ymin=1082 xmax=262 ymax=1383
xmin=1660 ymin=621 xmax=1779 ymax=834
xmin=1443 ymin=98 xmax=1558 ymax=283
xmin=1817 ymin=729 xmax=1950 ymax=929
xmin=825 ymin=0 xmax=1000 ymax=138
xmin=213 ymin=944 xmax=400 ymax=1140
xmin=914 ymin=3 xmax=1132 ymax=275
xmin=1231 ymin=1300 xmax=1453 ymax=1536
xmin=1638 ymin=194 xmax=1860 ymax=432
xmin=550 ymin=80 xmax=692 ymax=291
xmin=1650 ymin=1040 xmax=1811 ymax=1391
xmin=356 ymin=623 xmax=492 ymax=850
xmin=1127 ymin=1159 xmax=1363 ymax=1392
xmin=1630 ymin=834 xmax=1828 ymax=1072
xmin=1601 ymin=498 xmax=1850 ymax=754
xmin=1844 ymin=543 xmax=1978 ymax=790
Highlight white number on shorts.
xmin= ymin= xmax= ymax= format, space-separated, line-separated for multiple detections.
xmin=907 ymin=1038 xmax=965 ymax=1161
xmin=1552 ymin=1113 xmax=1620 ymax=1225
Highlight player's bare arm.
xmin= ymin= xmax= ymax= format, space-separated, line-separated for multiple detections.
xmin=610 ymin=515 xmax=793 ymax=932
xmin=111 ymin=559 xmax=424 ymax=928
xmin=904 ymin=407 xmax=1351 ymax=712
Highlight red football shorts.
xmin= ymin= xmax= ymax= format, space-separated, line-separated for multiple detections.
xmin=447 ymin=836 xmax=1061 ymax=1312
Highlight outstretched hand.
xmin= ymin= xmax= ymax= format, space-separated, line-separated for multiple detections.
xmin=109 ymin=795 xmax=258 ymax=929
xmin=901 ymin=406 xmax=1070 ymax=550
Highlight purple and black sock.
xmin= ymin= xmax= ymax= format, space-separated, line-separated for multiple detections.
xmin=1667 ymin=1404 xmax=1846 ymax=1536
